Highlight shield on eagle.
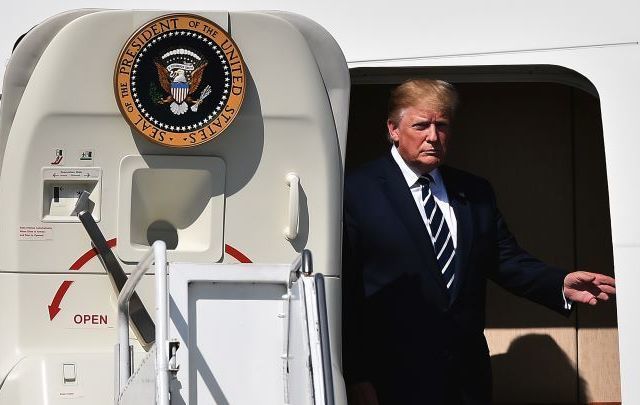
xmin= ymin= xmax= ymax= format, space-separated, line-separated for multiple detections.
xmin=171 ymin=82 xmax=189 ymax=104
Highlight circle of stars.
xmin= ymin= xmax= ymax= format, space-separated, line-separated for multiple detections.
xmin=130 ymin=30 xmax=232 ymax=133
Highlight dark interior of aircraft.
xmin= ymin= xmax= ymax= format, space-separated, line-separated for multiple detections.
xmin=346 ymin=66 xmax=619 ymax=403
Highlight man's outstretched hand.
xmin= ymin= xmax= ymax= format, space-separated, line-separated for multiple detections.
xmin=564 ymin=271 xmax=616 ymax=305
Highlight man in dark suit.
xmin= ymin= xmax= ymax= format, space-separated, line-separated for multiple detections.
xmin=341 ymin=79 xmax=616 ymax=405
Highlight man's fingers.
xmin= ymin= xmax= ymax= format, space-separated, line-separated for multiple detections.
xmin=575 ymin=271 xmax=597 ymax=281
xmin=598 ymin=284 xmax=616 ymax=295
xmin=582 ymin=291 xmax=598 ymax=305
xmin=593 ymin=274 xmax=616 ymax=286
xmin=564 ymin=270 xmax=617 ymax=305
xmin=585 ymin=285 xmax=614 ymax=301
xmin=580 ymin=289 xmax=611 ymax=304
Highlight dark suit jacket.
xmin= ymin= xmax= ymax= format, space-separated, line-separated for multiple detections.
xmin=342 ymin=154 xmax=571 ymax=404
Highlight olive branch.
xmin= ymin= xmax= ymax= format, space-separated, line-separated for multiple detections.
xmin=149 ymin=82 xmax=163 ymax=104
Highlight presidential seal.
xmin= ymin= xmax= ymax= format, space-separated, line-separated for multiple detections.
xmin=114 ymin=14 xmax=246 ymax=147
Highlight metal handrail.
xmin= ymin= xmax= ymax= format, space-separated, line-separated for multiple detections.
xmin=289 ymin=250 xmax=335 ymax=404
xmin=115 ymin=240 xmax=167 ymax=405
xmin=314 ymin=273 xmax=335 ymax=405
xmin=154 ymin=242 xmax=169 ymax=405
xmin=78 ymin=210 xmax=155 ymax=346
xmin=289 ymin=249 xmax=313 ymax=277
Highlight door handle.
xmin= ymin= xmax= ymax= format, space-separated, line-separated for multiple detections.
xmin=284 ymin=173 xmax=300 ymax=240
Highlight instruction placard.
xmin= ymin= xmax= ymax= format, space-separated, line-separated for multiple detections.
xmin=43 ymin=167 xmax=100 ymax=180
xmin=19 ymin=225 xmax=54 ymax=241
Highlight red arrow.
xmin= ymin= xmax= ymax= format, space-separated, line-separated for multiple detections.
xmin=69 ymin=238 xmax=117 ymax=270
xmin=52 ymin=242 xmax=250 ymax=321
xmin=48 ymin=280 xmax=73 ymax=320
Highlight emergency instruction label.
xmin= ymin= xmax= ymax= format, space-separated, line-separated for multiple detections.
xmin=19 ymin=225 xmax=53 ymax=240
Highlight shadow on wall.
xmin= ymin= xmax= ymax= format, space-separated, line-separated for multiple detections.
xmin=491 ymin=334 xmax=588 ymax=404
xmin=131 ymin=71 xmax=265 ymax=198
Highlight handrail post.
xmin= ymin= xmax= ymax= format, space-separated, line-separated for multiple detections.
xmin=154 ymin=241 xmax=169 ymax=405
xmin=115 ymin=241 xmax=165 ymax=403
xmin=117 ymin=303 xmax=131 ymax=396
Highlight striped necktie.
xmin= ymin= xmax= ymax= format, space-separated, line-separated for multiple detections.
xmin=418 ymin=175 xmax=456 ymax=290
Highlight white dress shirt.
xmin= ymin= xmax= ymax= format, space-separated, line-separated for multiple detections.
xmin=391 ymin=146 xmax=457 ymax=248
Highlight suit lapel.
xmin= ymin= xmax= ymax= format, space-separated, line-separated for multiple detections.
xmin=378 ymin=157 xmax=449 ymax=304
xmin=441 ymin=166 xmax=473 ymax=304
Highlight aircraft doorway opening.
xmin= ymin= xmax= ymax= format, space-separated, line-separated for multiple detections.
xmin=346 ymin=66 xmax=620 ymax=404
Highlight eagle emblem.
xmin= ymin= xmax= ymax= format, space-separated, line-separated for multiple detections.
xmin=115 ymin=14 xmax=246 ymax=147
xmin=154 ymin=48 xmax=210 ymax=115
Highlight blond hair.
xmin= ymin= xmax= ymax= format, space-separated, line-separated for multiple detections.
xmin=387 ymin=79 xmax=459 ymax=126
